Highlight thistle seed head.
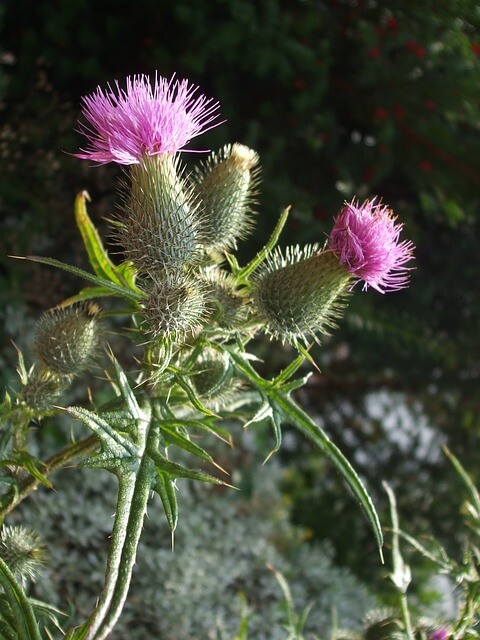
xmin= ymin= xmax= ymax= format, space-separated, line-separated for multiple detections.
xmin=0 ymin=525 xmax=46 ymax=582
xmin=116 ymin=154 xmax=204 ymax=274
xmin=252 ymin=246 xmax=352 ymax=344
xmin=33 ymin=302 xmax=102 ymax=377
xmin=141 ymin=275 xmax=208 ymax=342
xmin=194 ymin=143 xmax=260 ymax=251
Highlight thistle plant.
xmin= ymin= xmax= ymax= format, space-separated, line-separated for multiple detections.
xmin=0 ymin=72 xmax=415 ymax=639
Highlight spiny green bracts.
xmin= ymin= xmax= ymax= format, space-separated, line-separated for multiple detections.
xmin=20 ymin=368 xmax=66 ymax=415
xmin=141 ymin=275 xmax=208 ymax=342
xmin=33 ymin=302 xmax=102 ymax=377
xmin=200 ymin=268 xmax=250 ymax=330
xmin=362 ymin=609 xmax=402 ymax=640
xmin=117 ymin=154 xmax=203 ymax=274
xmin=190 ymin=348 xmax=243 ymax=410
xmin=194 ymin=143 xmax=260 ymax=251
xmin=0 ymin=526 xmax=46 ymax=583
xmin=252 ymin=245 xmax=352 ymax=344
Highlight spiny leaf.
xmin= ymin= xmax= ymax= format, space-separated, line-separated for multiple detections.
xmin=173 ymin=372 xmax=218 ymax=417
xmin=149 ymin=449 xmax=226 ymax=485
xmin=1 ymin=451 xmax=52 ymax=489
xmin=74 ymin=191 xmax=122 ymax=285
xmin=66 ymin=406 xmax=137 ymax=459
xmin=226 ymin=345 xmax=383 ymax=553
xmin=159 ymin=423 xmax=214 ymax=465
xmin=271 ymin=388 xmax=383 ymax=554
xmin=154 ymin=472 xmax=178 ymax=532
xmin=0 ymin=557 xmax=42 ymax=640
xmin=18 ymin=256 xmax=143 ymax=303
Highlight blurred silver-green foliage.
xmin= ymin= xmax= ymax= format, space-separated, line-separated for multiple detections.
xmin=16 ymin=460 xmax=376 ymax=639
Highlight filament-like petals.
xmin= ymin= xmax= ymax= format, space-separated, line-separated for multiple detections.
xmin=76 ymin=73 xmax=222 ymax=165
xmin=330 ymin=198 xmax=415 ymax=293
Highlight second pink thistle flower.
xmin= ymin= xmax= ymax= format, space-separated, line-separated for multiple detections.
xmin=76 ymin=74 xmax=222 ymax=164
xmin=329 ymin=198 xmax=415 ymax=293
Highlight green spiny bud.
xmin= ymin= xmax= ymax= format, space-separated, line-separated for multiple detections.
xmin=194 ymin=143 xmax=260 ymax=251
xmin=0 ymin=525 xmax=46 ymax=582
xmin=252 ymin=245 xmax=352 ymax=344
xmin=363 ymin=610 xmax=403 ymax=640
xmin=201 ymin=268 xmax=250 ymax=330
xmin=117 ymin=154 xmax=203 ymax=274
xmin=21 ymin=368 xmax=66 ymax=415
xmin=33 ymin=302 xmax=102 ymax=377
xmin=191 ymin=348 xmax=243 ymax=410
xmin=142 ymin=275 xmax=208 ymax=342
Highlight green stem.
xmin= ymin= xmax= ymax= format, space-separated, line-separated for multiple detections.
xmin=73 ymin=413 xmax=155 ymax=640
xmin=399 ymin=593 xmax=415 ymax=640
xmin=89 ymin=459 xmax=153 ymax=640
xmin=236 ymin=207 xmax=290 ymax=282
xmin=0 ymin=435 xmax=99 ymax=523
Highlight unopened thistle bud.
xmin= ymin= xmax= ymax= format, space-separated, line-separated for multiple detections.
xmin=194 ymin=143 xmax=260 ymax=251
xmin=201 ymin=268 xmax=249 ymax=330
xmin=191 ymin=348 xmax=243 ymax=410
xmin=0 ymin=525 xmax=46 ymax=583
xmin=21 ymin=368 xmax=66 ymax=415
xmin=142 ymin=275 xmax=208 ymax=342
xmin=117 ymin=154 xmax=203 ymax=274
xmin=33 ymin=302 xmax=102 ymax=377
xmin=192 ymin=349 xmax=232 ymax=397
xmin=363 ymin=613 xmax=402 ymax=640
xmin=252 ymin=246 xmax=352 ymax=344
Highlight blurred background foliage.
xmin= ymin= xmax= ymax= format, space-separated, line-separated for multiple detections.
xmin=1 ymin=0 xmax=479 ymax=605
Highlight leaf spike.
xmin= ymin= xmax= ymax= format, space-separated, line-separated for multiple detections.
xmin=262 ymin=448 xmax=279 ymax=465
xmin=210 ymin=459 xmax=230 ymax=477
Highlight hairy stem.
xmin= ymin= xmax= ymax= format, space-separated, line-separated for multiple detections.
xmin=85 ymin=459 xmax=153 ymax=640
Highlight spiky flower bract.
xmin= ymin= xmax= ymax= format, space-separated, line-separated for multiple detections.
xmin=142 ymin=275 xmax=208 ymax=342
xmin=200 ymin=268 xmax=250 ymax=330
xmin=252 ymin=245 xmax=352 ymax=344
xmin=76 ymin=73 xmax=222 ymax=165
xmin=194 ymin=143 xmax=260 ymax=251
xmin=0 ymin=526 xmax=46 ymax=582
xmin=329 ymin=198 xmax=415 ymax=293
xmin=21 ymin=368 xmax=66 ymax=415
xmin=429 ymin=628 xmax=450 ymax=640
xmin=116 ymin=154 xmax=203 ymax=274
xmin=33 ymin=302 xmax=102 ymax=377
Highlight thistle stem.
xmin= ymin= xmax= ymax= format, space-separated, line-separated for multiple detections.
xmin=82 ymin=463 xmax=152 ymax=640
xmin=72 ymin=405 xmax=155 ymax=640
xmin=236 ymin=206 xmax=290 ymax=282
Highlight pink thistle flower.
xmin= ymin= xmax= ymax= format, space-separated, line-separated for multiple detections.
xmin=329 ymin=198 xmax=414 ymax=293
xmin=76 ymin=73 xmax=222 ymax=165
xmin=429 ymin=628 xmax=450 ymax=640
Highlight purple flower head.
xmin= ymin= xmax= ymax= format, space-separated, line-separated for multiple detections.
xmin=429 ymin=627 xmax=450 ymax=640
xmin=329 ymin=198 xmax=415 ymax=293
xmin=76 ymin=73 xmax=222 ymax=165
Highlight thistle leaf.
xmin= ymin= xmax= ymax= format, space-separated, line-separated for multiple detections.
xmin=271 ymin=388 xmax=383 ymax=554
xmin=149 ymin=449 xmax=225 ymax=485
xmin=154 ymin=473 xmax=178 ymax=532
xmin=20 ymin=256 xmax=142 ymax=303
xmin=227 ymin=345 xmax=384 ymax=553
xmin=0 ymin=557 xmax=42 ymax=640
xmin=74 ymin=191 xmax=121 ymax=285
